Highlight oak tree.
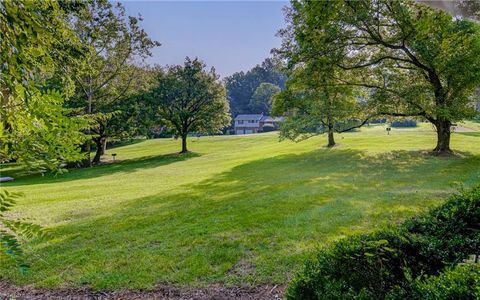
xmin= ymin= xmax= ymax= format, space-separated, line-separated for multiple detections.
xmin=283 ymin=0 xmax=480 ymax=154
xmin=151 ymin=58 xmax=231 ymax=153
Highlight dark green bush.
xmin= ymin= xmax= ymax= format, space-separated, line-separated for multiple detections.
xmin=404 ymin=187 xmax=480 ymax=273
xmin=286 ymin=186 xmax=480 ymax=300
xmin=411 ymin=264 xmax=480 ymax=300
xmin=261 ymin=124 xmax=277 ymax=132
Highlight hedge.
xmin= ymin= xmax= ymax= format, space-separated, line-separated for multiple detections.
xmin=286 ymin=186 xmax=480 ymax=299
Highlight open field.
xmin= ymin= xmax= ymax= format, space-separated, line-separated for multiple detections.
xmin=1 ymin=123 xmax=480 ymax=290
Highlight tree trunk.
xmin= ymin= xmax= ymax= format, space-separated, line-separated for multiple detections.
xmin=327 ymin=116 xmax=335 ymax=147
xmin=327 ymin=130 xmax=335 ymax=147
xmin=181 ymin=135 xmax=188 ymax=153
xmin=101 ymin=137 xmax=107 ymax=156
xmin=81 ymin=142 xmax=92 ymax=167
xmin=433 ymin=119 xmax=452 ymax=155
xmin=92 ymin=136 xmax=105 ymax=164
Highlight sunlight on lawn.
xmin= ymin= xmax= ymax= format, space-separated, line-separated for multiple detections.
xmin=0 ymin=126 xmax=479 ymax=289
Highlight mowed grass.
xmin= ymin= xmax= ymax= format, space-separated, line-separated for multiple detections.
xmin=1 ymin=123 xmax=480 ymax=289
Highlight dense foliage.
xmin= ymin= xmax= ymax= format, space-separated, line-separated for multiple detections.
xmin=225 ymin=58 xmax=286 ymax=116
xmin=411 ymin=264 xmax=480 ymax=300
xmin=249 ymin=82 xmax=281 ymax=114
xmin=0 ymin=0 xmax=86 ymax=268
xmin=287 ymin=186 xmax=480 ymax=299
xmin=0 ymin=0 xmax=86 ymax=170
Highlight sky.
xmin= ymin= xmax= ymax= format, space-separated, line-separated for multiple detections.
xmin=120 ymin=1 xmax=288 ymax=78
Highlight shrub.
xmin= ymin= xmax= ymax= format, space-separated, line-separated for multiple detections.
xmin=286 ymin=186 xmax=480 ymax=300
xmin=287 ymin=229 xmax=414 ymax=299
xmin=261 ymin=124 xmax=276 ymax=132
xmin=391 ymin=119 xmax=417 ymax=127
xmin=403 ymin=187 xmax=480 ymax=274
xmin=370 ymin=118 xmax=387 ymax=124
xmin=411 ymin=264 xmax=480 ymax=300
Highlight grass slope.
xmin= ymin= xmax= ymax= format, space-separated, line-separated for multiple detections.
xmin=1 ymin=124 xmax=479 ymax=289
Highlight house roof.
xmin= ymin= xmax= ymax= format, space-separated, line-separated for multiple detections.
xmin=234 ymin=114 xmax=264 ymax=121
xmin=261 ymin=116 xmax=285 ymax=122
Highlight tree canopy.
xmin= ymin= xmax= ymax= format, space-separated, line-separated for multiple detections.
xmin=1 ymin=0 xmax=87 ymax=171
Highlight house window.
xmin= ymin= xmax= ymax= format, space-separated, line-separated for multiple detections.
xmin=248 ymin=120 xmax=256 ymax=123
xmin=238 ymin=120 xmax=244 ymax=124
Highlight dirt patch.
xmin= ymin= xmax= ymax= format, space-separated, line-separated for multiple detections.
xmin=0 ymin=282 xmax=284 ymax=300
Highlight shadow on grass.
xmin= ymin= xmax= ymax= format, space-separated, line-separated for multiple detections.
xmin=456 ymin=132 xmax=480 ymax=137
xmin=3 ymin=152 xmax=200 ymax=187
xmin=14 ymin=149 xmax=480 ymax=288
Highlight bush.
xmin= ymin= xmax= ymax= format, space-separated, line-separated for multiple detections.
xmin=370 ymin=118 xmax=387 ymax=124
xmin=411 ymin=264 xmax=480 ymax=300
xmin=286 ymin=186 xmax=480 ymax=300
xmin=403 ymin=187 xmax=480 ymax=274
xmin=261 ymin=124 xmax=277 ymax=132
xmin=391 ymin=119 xmax=417 ymax=127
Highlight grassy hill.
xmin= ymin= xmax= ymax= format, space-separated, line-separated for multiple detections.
xmin=1 ymin=123 xmax=479 ymax=289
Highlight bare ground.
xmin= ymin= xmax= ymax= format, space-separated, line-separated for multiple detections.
xmin=0 ymin=282 xmax=285 ymax=300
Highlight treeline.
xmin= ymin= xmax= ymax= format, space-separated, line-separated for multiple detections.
xmin=224 ymin=58 xmax=287 ymax=116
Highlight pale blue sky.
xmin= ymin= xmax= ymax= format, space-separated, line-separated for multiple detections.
xmin=121 ymin=1 xmax=288 ymax=77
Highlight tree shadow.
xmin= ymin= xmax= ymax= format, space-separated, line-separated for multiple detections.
xmin=12 ymin=148 xmax=480 ymax=288
xmin=2 ymin=152 xmax=200 ymax=187
xmin=456 ymin=132 xmax=480 ymax=137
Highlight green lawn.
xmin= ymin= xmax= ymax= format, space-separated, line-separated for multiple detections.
xmin=1 ymin=123 xmax=479 ymax=289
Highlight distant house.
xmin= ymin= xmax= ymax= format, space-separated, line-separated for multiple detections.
xmin=234 ymin=113 xmax=284 ymax=135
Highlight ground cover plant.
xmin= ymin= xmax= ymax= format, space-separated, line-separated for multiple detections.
xmin=0 ymin=124 xmax=479 ymax=289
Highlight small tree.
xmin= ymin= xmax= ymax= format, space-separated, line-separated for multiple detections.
xmin=273 ymin=66 xmax=367 ymax=147
xmin=151 ymin=58 xmax=231 ymax=153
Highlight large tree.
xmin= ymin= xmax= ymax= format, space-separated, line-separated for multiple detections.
xmin=151 ymin=58 xmax=231 ymax=153
xmin=284 ymin=0 xmax=480 ymax=154
xmin=68 ymin=0 xmax=159 ymax=165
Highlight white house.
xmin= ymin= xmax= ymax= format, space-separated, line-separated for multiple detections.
xmin=234 ymin=114 xmax=264 ymax=135
xmin=234 ymin=114 xmax=284 ymax=135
